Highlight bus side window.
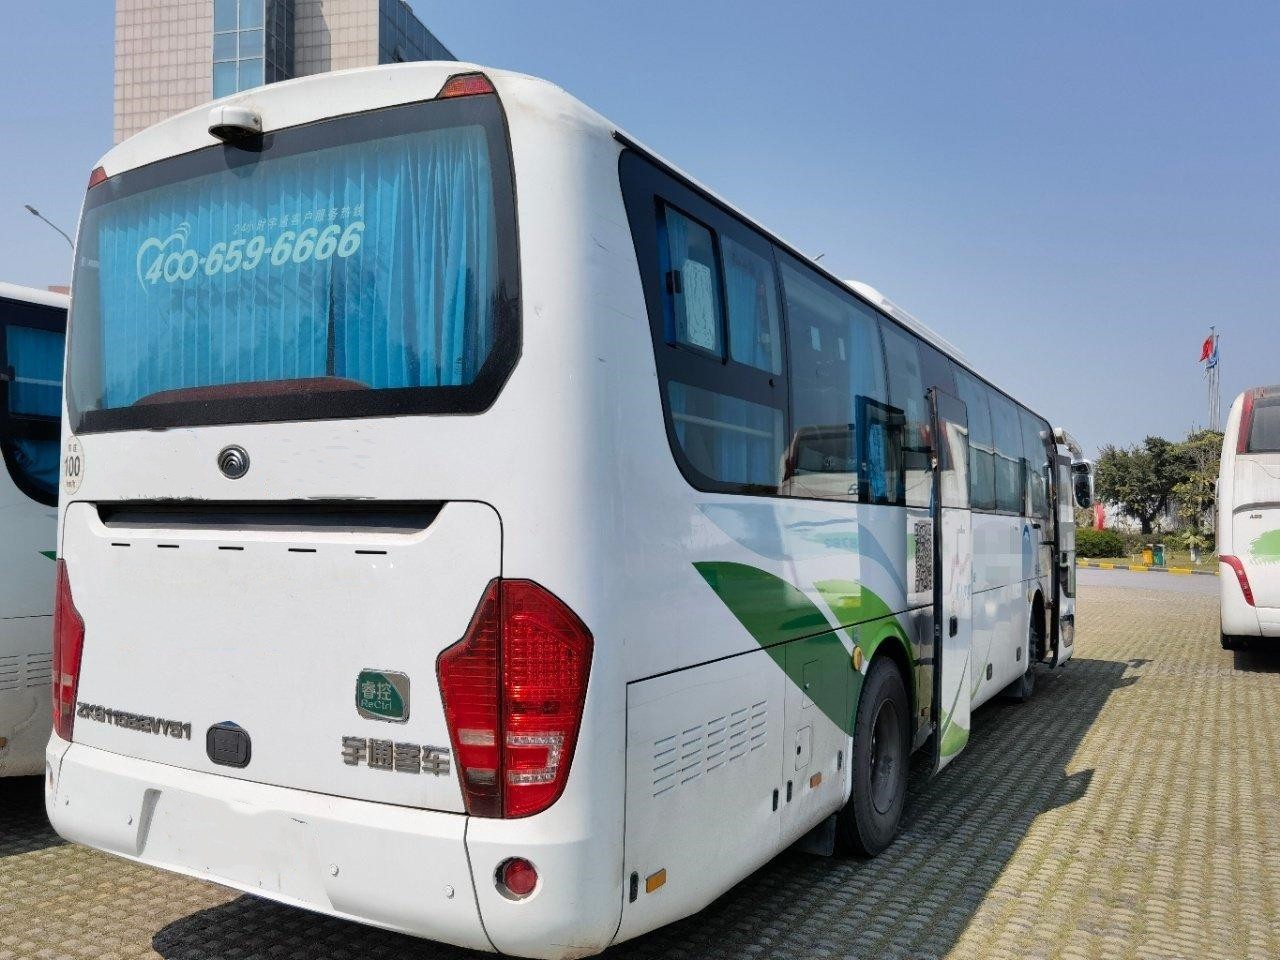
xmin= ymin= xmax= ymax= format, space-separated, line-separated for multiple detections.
xmin=1 ymin=319 xmax=64 ymax=504
xmin=779 ymin=260 xmax=887 ymax=503
xmin=721 ymin=235 xmax=782 ymax=375
xmin=1020 ymin=409 xmax=1051 ymax=519
xmin=953 ymin=368 xmax=996 ymax=511
xmin=668 ymin=381 xmax=784 ymax=490
xmin=658 ymin=204 xmax=724 ymax=358
xmin=989 ymin=391 xmax=1024 ymax=514
xmin=879 ymin=320 xmax=930 ymax=508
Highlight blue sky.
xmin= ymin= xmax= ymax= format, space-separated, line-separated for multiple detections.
xmin=2 ymin=1 xmax=1275 ymax=456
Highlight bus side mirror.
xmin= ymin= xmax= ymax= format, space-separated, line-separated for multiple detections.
xmin=1071 ymin=463 xmax=1094 ymax=509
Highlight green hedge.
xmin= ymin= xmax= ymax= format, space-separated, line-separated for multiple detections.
xmin=1076 ymin=528 xmax=1126 ymax=558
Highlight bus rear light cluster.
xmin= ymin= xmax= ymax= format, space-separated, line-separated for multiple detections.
xmin=438 ymin=579 xmax=592 ymax=819
xmin=51 ymin=560 xmax=86 ymax=741
xmin=1221 ymin=556 xmax=1255 ymax=606
xmin=438 ymin=72 xmax=496 ymax=99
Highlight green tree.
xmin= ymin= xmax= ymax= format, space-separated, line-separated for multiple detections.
xmin=1172 ymin=429 xmax=1222 ymax=556
xmin=1094 ymin=436 xmax=1186 ymax=534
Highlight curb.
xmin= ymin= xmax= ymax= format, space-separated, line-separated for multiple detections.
xmin=1076 ymin=560 xmax=1218 ymax=577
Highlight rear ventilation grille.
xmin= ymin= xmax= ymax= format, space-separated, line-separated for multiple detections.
xmin=651 ymin=699 xmax=767 ymax=798
xmin=0 ymin=652 xmax=53 ymax=692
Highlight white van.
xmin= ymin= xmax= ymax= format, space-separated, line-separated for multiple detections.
xmin=1218 ymin=385 xmax=1280 ymax=647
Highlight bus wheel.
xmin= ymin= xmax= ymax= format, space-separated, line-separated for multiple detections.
xmin=838 ymin=657 xmax=909 ymax=857
xmin=1002 ymin=617 xmax=1039 ymax=702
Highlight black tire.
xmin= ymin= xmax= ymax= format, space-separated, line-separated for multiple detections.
xmin=1002 ymin=616 xmax=1039 ymax=702
xmin=837 ymin=657 xmax=910 ymax=857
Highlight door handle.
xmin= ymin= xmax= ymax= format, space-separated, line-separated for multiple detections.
xmin=949 ymin=615 xmax=958 ymax=637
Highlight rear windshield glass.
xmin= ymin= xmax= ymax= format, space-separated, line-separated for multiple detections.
xmin=69 ymin=94 xmax=518 ymax=433
xmin=1247 ymin=397 xmax=1280 ymax=453
xmin=1 ymin=297 xmax=65 ymax=505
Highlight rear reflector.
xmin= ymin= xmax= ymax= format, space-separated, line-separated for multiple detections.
xmin=496 ymin=857 xmax=538 ymax=899
xmin=438 ymin=579 xmax=593 ymax=818
xmin=438 ymin=72 xmax=496 ymax=99
xmin=51 ymin=560 xmax=86 ymax=741
xmin=1221 ymin=555 xmax=1255 ymax=606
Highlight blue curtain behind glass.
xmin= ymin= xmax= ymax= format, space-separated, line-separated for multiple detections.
xmin=6 ymin=325 xmax=63 ymax=416
xmin=93 ymin=124 xmax=496 ymax=409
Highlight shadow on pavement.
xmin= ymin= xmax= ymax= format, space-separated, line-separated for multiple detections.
xmin=153 ymin=656 xmax=1132 ymax=960
xmin=0 ymin=775 xmax=65 ymax=858
xmin=1232 ymin=644 xmax=1280 ymax=673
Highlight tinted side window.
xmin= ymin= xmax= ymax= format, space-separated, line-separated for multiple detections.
xmin=659 ymin=204 xmax=724 ymax=356
xmin=954 ymin=368 xmax=996 ymax=511
xmin=989 ymin=391 xmax=1024 ymax=513
xmin=1020 ymin=409 xmax=1050 ymax=518
xmin=780 ymin=261 xmax=889 ymax=503
xmin=723 ymin=235 xmax=782 ymax=374
xmin=1 ymin=301 xmax=66 ymax=506
xmin=669 ymin=382 xmax=784 ymax=490
xmin=620 ymin=152 xmax=786 ymax=495
xmin=880 ymin=321 xmax=930 ymax=507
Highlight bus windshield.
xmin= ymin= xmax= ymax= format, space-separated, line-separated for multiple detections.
xmin=68 ymin=94 xmax=519 ymax=433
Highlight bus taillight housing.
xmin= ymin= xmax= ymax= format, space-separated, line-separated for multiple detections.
xmin=51 ymin=560 xmax=86 ymax=741
xmin=438 ymin=579 xmax=593 ymax=818
xmin=1221 ymin=555 xmax=1255 ymax=607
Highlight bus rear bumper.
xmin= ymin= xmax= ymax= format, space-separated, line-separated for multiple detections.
xmin=45 ymin=737 xmax=494 ymax=953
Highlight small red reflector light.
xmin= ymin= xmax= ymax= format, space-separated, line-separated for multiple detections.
xmin=1221 ymin=555 xmax=1255 ymax=606
xmin=51 ymin=560 xmax=86 ymax=741
xmin=87 ymin=167 xmax=108 ymax=190
xmin=438 ymin=73 xmax=495 ymax=99
xmin=497 ymin=857 xmax=538 ymax=899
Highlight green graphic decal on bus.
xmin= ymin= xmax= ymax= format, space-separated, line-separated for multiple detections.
xmin=695 ymin=562 xmax=916 ymax=737
xmin=40 ymin=550 xmax=56 ymax=561
xmin=1249 ymin=530 xmax=1280 ymax=564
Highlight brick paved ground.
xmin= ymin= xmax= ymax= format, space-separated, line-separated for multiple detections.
xmin=2 ymin=583 xmax=1278 ymax=960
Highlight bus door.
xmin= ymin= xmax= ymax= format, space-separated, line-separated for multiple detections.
xmin=1050 ymin=452 xmax=1077 ymax=665
xmin=927 ymin=389 xmax=973 ymax=773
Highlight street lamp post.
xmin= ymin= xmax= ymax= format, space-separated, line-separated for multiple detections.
xmin=23 ymin=204 xmax=74 ymax=251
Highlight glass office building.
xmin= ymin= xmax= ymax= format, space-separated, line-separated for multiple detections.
xmin=213 ymin=0 xmax=295 ymax=99
xmin=114 ymin=0 xmax=455 ymax=143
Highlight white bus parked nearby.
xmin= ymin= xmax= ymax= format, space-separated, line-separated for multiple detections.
xmin=47 ymin=64 xmax=1092 ymax=958
xmin=1218 ymin=385 xmax=1280 ymax=647
xmin=1 ymin=283 xmax=66 ymax=777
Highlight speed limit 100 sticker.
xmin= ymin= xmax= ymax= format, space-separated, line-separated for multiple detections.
xmin=63 ymin=437 xmax=84 ymax=495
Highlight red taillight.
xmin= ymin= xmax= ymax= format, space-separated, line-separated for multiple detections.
xmin=438 ymin=579 xmax=593 ymax=819
xmin=1221 ymin=555 xmax=1255 ymax=607
xmin=438 ymin=72 xmax=495 ymax=99
xmin=87 ymin=166 xmax=108 ymax=190
xmin=51 ymin=560 xmax=86 ymax=741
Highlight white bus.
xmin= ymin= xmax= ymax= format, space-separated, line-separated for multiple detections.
xmin=1 ymin=283 xmax=66 ymax=777
xmin=48 ymin=64 xmax=1091 ymax=958
xmin=1218 ymin=385 xmax=1280 ymax=647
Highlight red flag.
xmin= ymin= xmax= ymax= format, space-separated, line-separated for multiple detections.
xmin=1199 ymin=334 xmax=1214 ymax=362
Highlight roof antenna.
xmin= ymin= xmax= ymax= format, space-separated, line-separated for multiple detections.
xmin=813 ymin=253 xmax=826 ymax=262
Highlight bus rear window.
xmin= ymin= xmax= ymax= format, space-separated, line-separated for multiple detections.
xmin=69 ymin=94 xmax=518 ymax=433
xmin=1246 ymin=397 xmax=1280 ymax=453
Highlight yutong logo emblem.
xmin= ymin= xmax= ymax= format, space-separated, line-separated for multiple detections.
xmin=217 ymin=445 xmax=250 ymax=480
xmin=77 ymin=703 xmax=192 ymax=740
